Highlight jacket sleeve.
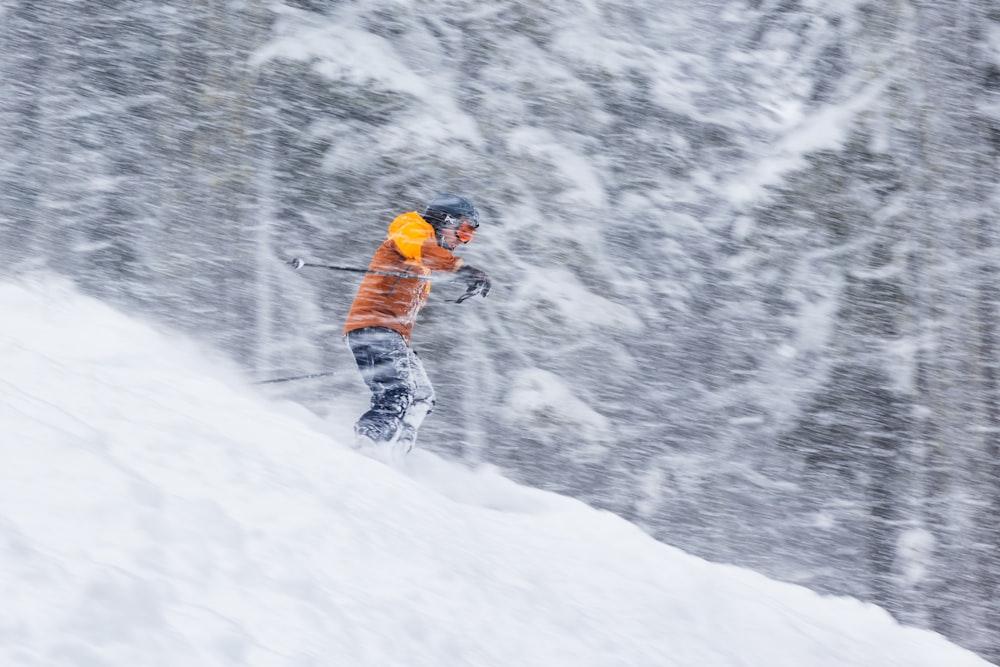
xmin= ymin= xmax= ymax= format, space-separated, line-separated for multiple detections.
xmin=416 ymin=239 xmax=464 ymax=272
xmin=390 ymin=218 xmax=464 ymax=273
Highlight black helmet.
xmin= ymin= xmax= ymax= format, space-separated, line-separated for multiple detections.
xmin=423 ymin=193 xmax=480 ymax=231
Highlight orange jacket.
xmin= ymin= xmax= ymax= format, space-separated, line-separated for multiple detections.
xmin=343 ymin=211 xmax=465 ymax=343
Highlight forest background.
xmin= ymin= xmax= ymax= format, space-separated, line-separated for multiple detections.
xmin=1 ymin=0 xmax=998 ymax=662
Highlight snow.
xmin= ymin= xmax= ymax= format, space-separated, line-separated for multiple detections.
xmin=0 ymin=277 xmax=992 ymax=667
xmin=512 ymin=266 xmax=643 ymax=333
xmin=252 ymin=5 xmax=482 ymax=148
xmin=252 ymin=9 xmax=426 ymax=96
xmin=726 ymin=77 xmax=891 ymax=205
xmin=504 ymin=368 xmax=612 ymax=443
xmin=507 ymin=128 xmax=608 ymax=209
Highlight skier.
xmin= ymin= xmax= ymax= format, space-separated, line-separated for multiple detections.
xmin=343 ymin=193 xmax=491 ymax=460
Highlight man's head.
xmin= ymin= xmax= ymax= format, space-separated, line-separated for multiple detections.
xmin=423 ymin=193 xmax=480 ymax=250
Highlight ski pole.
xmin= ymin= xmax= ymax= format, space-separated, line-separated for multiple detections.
xmin=253 ymin=370 xmax=337 ymax=385
xmin=287 ymin=257 xmax=432 ymax=281
xmin=287 ymin=257 xmax=487 ymax=302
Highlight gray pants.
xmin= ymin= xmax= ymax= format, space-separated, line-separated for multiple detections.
xmin=345 ymin=327 xmax=435 ymax=447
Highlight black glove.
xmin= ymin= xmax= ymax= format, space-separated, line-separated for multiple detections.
xmin=455 ymin=265 xmax=492 ymax=303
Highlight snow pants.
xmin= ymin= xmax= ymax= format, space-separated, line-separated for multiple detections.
xmin=345 ymin=326 xmax=435 ymax=446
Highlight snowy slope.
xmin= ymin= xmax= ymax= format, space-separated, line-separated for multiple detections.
xmin=0 ymin=278 xmax=991 ymax=667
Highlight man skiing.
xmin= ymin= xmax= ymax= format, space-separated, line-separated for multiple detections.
xmin=343 ymin=193 xmax=491 ymax=461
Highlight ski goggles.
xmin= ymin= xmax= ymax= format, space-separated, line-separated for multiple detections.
xmin=450 ymin=216 xmax=479 ymax=243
